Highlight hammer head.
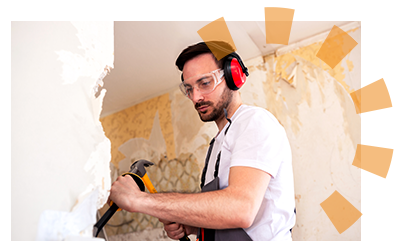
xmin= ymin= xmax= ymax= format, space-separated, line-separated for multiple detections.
xmin=129 ymin=159 xmax=154 ymax=177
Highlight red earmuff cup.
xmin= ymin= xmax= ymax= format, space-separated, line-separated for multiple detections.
xmin=230 ymin=58 xmax=246 ymax=89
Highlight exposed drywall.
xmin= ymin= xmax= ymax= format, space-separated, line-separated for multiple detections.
xmin=100 ymin=25 xmax=361 ymax=240
xmin=11 ymin=21 xmax=113 ymax=240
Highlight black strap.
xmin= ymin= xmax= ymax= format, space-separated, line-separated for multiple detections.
xmin=200 ymin=109 xmax=232 ymax=189
xmin=199 ymin=141 xmax=221 ymax=189
xmin=200 ymin=138 xmax=215 ymax=189
xmin=223 ymin=108 xmax=232 ymax=135
xmin=214 ymin=152 xmax=221 ymax=178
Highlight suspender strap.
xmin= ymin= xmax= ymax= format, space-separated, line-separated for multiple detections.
xmin=200 ymin=109 xmax=231 ymax=189
xmin=200 ymin=138 xmax=215 ymax=189
xmin=223 ymin=108 xmax=232 ymax=135
xmin=214 ymin=152 xmax=221 ymax=178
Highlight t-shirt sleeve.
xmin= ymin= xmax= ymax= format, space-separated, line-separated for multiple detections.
xmin=228 ymin=110 xmax=286 ymax=178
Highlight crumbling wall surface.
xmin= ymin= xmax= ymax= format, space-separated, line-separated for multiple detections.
xmin=11 ymin=21 xmax=113 ymax=240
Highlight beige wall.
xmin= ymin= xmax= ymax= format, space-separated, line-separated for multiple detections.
xmin=100 ymin=25 xmax=361 ymax=240
xmin=11 ymin=21 xmax=113 ymax=240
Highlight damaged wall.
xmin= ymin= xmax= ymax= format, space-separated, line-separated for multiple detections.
xmin=11 ymin=22 xmax=114 ymax=240
xmin=100 ymin=25 xmax=361 ymax=241
xmin=241 ymin=25 xmax=361 ymax=240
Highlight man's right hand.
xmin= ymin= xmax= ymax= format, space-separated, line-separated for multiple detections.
xmin=159 ymin=219 xmax=197 ymax=240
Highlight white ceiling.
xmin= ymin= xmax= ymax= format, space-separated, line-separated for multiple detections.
xmin=100 ymin=21 xmax=351 ymax=117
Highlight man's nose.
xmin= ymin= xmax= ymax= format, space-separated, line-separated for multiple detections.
xmin=191 ymin=87 xmax=204 ymax=103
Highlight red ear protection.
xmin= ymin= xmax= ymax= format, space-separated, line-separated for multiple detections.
xmin=224 ymin=53 xmax=249 ymax=90
xmin=179 ymin=50 xmax=249 ymax=90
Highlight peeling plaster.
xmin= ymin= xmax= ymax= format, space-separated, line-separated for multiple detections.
xmin=56 ymin=22 xmax=114 ymax=88
xmin=271 ymin=26 xmax=360 ymax=96
xmin=12 ymin=21 xmax=114 ymax=240
xmin=240 ymin=36 xmax=360 ymax=240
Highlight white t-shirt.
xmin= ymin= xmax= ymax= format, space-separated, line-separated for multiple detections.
xmin=204 ymin=104 xmax=296 ymax=241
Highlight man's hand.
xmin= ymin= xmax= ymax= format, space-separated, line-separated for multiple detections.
xmin=108 ymin=175 xmax=144 ymax=213
xmin=159 ymin=219 xmax=197 ymax=240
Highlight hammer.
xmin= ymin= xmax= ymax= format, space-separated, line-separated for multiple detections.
xmin=93 ymin=160 xmax=190 ymax=241
xmin=93 ymin=159 xmax=154 ymax=237
xmin=93 ymin=159 xmax=190 ymax=241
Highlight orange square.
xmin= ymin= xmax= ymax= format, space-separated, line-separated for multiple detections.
xmin=197 ymin=17 xmax=236 ymax=60
xmin=350 ymin=78 xmax=392 ymax=114
xmin=264 ymin=7 xmax=295 ymax=45
xmin=352 ymin=144 xmax=393 ymax=178
xmin=320 ymin=191 xmax=362 ymax=234
xmin=361 ymin=77 xmax=393 ymax=113
xmin=265 ymin=21 xmax=292 ymax=45
xmin=316 ymin=25 xmax=358 ymax=69
xmin=264 ymin=7 xmax=295 ymax=21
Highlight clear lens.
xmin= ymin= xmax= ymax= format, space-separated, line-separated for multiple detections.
xmin=179 ymin=82 xmax=187 ymax=96
xmin=179 ymin=69 xmax=224 ymax=99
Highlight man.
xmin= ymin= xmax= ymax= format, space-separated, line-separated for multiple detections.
xmin=109 ymin=41 xmax=296 ymax=241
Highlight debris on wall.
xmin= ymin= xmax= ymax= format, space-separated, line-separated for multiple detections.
xmin=272 ymin=27 xmax=360 ymax=95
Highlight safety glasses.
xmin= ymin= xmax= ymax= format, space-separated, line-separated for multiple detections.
xmin=179 ymin=69 xmax=225 ymax=99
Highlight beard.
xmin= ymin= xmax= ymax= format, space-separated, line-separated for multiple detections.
xmin=195 ymin=87 xmax=233 ymax=122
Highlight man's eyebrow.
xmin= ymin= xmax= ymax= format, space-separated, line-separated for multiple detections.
xmin=195 ymin=76 xmax=211 ymax=83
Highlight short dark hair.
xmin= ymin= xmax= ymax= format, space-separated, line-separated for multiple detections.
xmin=175 ymin=41 xmax=235 ymax=73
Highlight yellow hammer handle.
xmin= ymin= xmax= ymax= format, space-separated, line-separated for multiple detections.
xmin=142 ymin=173 xmax=158 ymax=194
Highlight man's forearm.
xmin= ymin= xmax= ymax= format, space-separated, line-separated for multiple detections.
xmin=110 ymin=166 xmax=270 ymax=230
xmin=136 ymin=188 xmax=251 ymax=230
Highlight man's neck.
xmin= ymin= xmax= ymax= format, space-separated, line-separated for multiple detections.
xmin=215 ymin=101 xmax=242 ymax=132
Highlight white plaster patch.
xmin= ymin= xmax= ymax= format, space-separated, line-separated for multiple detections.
xmin=56 ymin=21 xmax=114 ymax=91
xmin=36 ymin=189 xmax=100 ymax=240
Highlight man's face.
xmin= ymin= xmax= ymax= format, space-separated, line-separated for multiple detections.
xmin=182 ymin=53 xmax=232 ymax=122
